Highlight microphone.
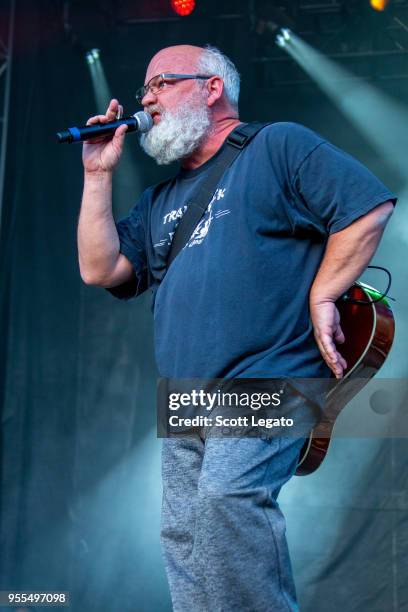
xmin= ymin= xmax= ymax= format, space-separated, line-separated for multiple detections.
xmin=56 ymin=111 xmax=153 ymax=144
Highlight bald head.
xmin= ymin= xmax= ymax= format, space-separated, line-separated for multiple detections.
xmin=146 ymin=45 xmax=204 ymax=82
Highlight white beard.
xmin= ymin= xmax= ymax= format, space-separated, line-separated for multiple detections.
xmin=140 ymin=93 xmax=212 ymax=165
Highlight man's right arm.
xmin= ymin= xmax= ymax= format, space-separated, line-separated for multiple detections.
xmin=77 ymin=98 xmax=134 ymax=288
xmin=78 ymin=171 xmax=134 ymax=287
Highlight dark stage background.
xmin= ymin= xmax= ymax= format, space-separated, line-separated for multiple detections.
xmin=1 ymin=1 xmax=408 ymax=611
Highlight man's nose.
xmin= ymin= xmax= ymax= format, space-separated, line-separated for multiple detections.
xmin=142 ymin=88 xmax=157 ymax=107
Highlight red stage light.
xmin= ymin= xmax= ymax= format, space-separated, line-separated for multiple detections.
xmin=171 ymin=0 xmax=196 ymax=16
xmin=370 ymin=0 xmax=390 ymax=10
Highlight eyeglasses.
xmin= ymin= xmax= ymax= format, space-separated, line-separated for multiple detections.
xmin=135 ymin=73 xmax=214 ymax=105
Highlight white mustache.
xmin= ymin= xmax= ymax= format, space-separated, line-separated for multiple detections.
xmin=146 ymin=104 xmax=164 ymax=116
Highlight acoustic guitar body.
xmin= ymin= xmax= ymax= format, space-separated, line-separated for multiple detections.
xmin=296 ymin=282 xmax=395 ymax=476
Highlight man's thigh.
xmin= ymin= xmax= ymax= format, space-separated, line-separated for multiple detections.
xmin=161 ymin=435 xmax=205 ymax=558
xmin=199 ymin=436 xmax=305 ymax=499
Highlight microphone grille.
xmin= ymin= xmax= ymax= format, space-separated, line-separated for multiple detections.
xmin=134 ymin=111 xmax=153 ymax=133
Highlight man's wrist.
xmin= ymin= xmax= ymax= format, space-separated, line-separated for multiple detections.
xmin=309 ymin=288 xmax=335 ymax=305
xmin=84 ymin=169 xmax=113 ymax=184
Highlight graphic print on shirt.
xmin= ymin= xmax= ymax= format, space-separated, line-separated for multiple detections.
xmin=187 ymin=188 xmax=229 ymax=248
xmin=153 ymin=188 xmax=230 ymax=250
xmin=153 ymin=205 xmax=187 ymax=249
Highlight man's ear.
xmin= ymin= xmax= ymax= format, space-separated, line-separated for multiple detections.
xmin=206 ymin=76 xmax=224 ymax=107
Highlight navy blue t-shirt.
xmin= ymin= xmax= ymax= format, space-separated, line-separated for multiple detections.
xmin=108 ymin=122 xmax=395 ymax=380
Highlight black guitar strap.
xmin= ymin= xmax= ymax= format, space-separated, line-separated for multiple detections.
xmin=167 ymin=121 xmax=270 ymax=268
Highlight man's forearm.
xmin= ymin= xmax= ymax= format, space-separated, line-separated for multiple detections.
xmin=310 ymin=201 xmax=394 ymax=305
xmin=77 ymin=171 xmax=120 ymax=285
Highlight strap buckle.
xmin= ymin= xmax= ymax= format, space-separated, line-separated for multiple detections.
xmin=226 ymin=126 xmax=250 ymax=149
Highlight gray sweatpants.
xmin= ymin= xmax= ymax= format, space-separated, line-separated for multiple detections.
xmin=161 ymin=434 xmax=305 ymax=612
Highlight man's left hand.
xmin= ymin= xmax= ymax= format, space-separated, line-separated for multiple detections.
xmin=310 ymin=300 xmax=347 ymax=379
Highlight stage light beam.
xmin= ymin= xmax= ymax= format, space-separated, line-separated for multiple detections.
xmin=86 ymin=48 xmax=100 ymax=66
xmin=276 ymin=34 xmax=286 ymax=48
xmin=276 ymin=28 xmax=292 ymax=48
xmin=84 ymin=48 xmax=142 ymax=217
xmin=275 ymin=30 xmax=408 ymax=180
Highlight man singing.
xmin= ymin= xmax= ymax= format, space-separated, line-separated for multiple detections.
xmin=77 ymin=44 xmax=395 ymax=611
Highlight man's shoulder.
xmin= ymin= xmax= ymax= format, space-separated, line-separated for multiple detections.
xmin=250 ymin=121 xmax=327 ymax=172
xmin=259 ymin=121 xmax=325 ymax=147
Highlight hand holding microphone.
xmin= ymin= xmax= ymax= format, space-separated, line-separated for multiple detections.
xmin=57 ymin=99 xmax=153 ymax=174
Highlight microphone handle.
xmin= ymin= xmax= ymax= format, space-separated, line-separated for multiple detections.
xmin=56 ymin=116 xmax=138 ymax=144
